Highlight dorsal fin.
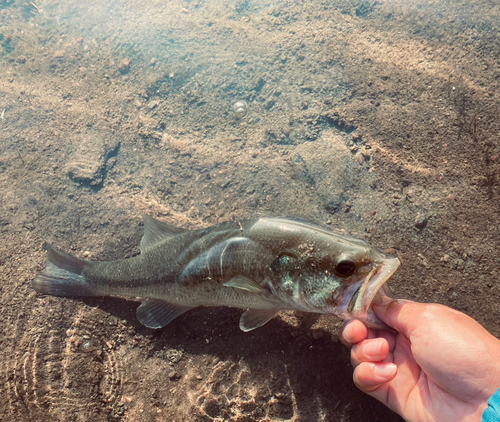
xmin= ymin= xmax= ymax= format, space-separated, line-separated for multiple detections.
xmin=140 ymin=215 xmax=186 ymax=253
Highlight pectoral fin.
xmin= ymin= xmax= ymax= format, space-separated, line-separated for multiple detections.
xmin=136 ymin=299 xmax=194 ymax=329
xmin=223 ymin=275 xmax=267 ymax=294
xmin=239 ymin=309 xmax=279 ymax=332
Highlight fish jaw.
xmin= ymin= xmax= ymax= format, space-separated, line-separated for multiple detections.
xmin=347 ymin=257 xmax=400 ymax=329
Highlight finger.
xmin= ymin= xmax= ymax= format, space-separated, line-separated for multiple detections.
xmin=366 ymin=328 xmax=379 ymax=339
xmin=351 ymin=338 xmax=389 ymax=367
xmin=373 ymin=299 xmax=423 ymax=338
xmin=364 ymin=327 xmax=397 ymax=353
xmin=353 ymin=362 xmax=397 ymax=394
xmin=375 ymin=300 xmax=481 ymax=342
xmin=340 ymin=319 xmax=368 ymax=348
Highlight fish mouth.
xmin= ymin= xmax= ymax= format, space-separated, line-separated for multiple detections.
xmin=348 ymin=257 xmax=400 ymax=327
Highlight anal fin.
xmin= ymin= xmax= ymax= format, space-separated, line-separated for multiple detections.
xmin=136 ymin=299 xmax=194 ymax=329
xmin=239 ymin=309 xmax=279 ymax=332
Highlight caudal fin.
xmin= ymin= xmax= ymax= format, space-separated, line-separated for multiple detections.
xmin=32 ymin=243 xmax=95 ymax=297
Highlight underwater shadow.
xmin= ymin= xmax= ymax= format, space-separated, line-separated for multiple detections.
xmin=89 ymin=296 xmax=403 ymax=422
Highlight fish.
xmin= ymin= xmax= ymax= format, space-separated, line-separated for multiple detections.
xmin=32 ymin=216 xmax=400 ymax=332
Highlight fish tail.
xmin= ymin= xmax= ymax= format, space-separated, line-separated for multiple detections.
xmin=32 ymin=243 xmax=95 ymax=297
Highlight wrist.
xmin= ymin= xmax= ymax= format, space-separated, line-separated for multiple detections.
xmin=481 ymin=387 xmax=500 ymax=422
xmin=485 ymin=334 xmax=500 ymax=399
xmin=486 ymin=337 xmax=500 ymax=396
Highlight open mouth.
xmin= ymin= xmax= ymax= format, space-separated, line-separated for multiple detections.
xmin=348 ymin=257 xmax=400 ymax=317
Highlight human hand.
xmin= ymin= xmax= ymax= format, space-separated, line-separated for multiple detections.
xmin=340 ymin=299 xmax=500 ymax=422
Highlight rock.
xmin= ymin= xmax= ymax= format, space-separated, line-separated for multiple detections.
xmin=65 ymin=132 xmax=120 ymax=189
xmin=324 ymin=197 xmax=343 ymax=214
xmin=414 ymin=214 xmax=429 ymax=229
xmin=118 ymin=58 xmax=130 ymax=73
xmin=165 ymin=348 xmax=183 ymax=363
xmin=148 ymin=100 xmax=159 ymax=110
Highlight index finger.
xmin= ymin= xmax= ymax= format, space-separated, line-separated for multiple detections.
xmin=340 ymin=319 xmax=368 ymax=347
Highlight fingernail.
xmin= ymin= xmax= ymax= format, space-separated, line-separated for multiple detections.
xmin=374 ymin=363 xmax=397 ymax=379
xmin=344 ymin=322 xmax=355 ymax=343
xmin=364 ymin=340 xmax=382 ymax=358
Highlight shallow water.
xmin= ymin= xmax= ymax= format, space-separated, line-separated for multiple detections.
xmin=0 ymin=0 xmax=499 ymax=421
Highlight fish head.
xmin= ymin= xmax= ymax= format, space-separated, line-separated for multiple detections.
xmin=268 ymin=231 xmax=400 ymax=329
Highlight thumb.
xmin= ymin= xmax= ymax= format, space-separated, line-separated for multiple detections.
xmin=373 ymin=299 xmax=425 ymax=338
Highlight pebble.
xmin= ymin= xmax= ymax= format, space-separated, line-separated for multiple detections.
xmin=414 ymin=214 xmax=428 ymax=229
xmin=148 ymin=101 xmax=159 ymax=110
xmin=121 ymin=395 xmax=133 ymax=403
xmin=80 ymin=339 xmax=98 ymax=353
xmin=165 ymin=349 xmax=183 ymax=363
xmin=118 ymin=58 xmax=130 ymax=73
xmin=440 ymin=254 xmax=450 ymax=262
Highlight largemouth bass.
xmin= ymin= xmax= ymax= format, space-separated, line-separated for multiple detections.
xmin=32 ymin=217 xmax=400 ymax=331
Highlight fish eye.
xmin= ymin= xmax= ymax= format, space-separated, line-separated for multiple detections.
xmin=335 ymin=259 xmax=356 ymax=277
